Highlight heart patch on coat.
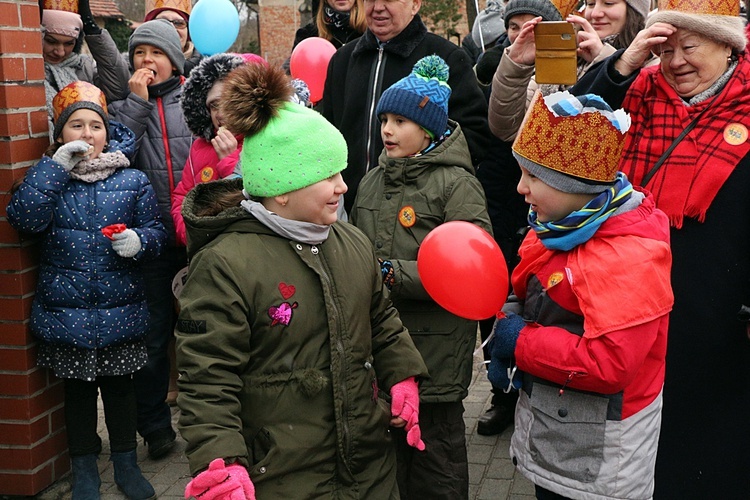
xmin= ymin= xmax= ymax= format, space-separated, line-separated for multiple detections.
xmin=279 ymin=282 xmax=296 ymax=299
xmin=268 ymin=301 xmax=298 ymax=326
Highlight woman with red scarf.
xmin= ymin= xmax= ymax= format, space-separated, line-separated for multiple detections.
xmin=569 ymin=0 xmax=750 ymax=497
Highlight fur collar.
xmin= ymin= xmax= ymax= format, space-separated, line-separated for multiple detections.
xmin=352 ymin=14 xmax=427 ymax=58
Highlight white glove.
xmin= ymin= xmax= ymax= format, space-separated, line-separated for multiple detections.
xmin=111 ymin=229 xmax=142 ymax=258
xmin=52 ymin=140 xmax=93 ymax=172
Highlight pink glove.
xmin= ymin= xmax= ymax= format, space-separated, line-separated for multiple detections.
xmin=184 ymin=458 xmax=255 ymax=500
xmin=390 ymin=377 xmax=425 ymax=451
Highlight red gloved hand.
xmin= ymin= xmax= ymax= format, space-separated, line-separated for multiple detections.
xmin=101 ymin=223 xmax=127 ymax=240
xmin=390 ymin=376 xmax=425 ymax=451
xmin=184 ymin=458 xmax=255 ymax=500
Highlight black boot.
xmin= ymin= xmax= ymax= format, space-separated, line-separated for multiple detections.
xmin=477 ymin=390 xmax=518 ymax=436
xmin=71 ymin=454 xmax=101 ymax=500
xmin=110 ymin=450 xmax=156 ymax=500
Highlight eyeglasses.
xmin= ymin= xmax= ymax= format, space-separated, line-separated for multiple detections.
xmin=162 ymin=18 xmax=188 ymax=29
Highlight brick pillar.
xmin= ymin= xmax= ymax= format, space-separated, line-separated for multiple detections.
xmin=0 ymin=0 xmax=70 ymax=495
xmin=258 ymin=0 xmax=300 ymax=66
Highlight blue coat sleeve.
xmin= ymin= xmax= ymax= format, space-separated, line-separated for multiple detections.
xmin=6 ymin=157 xmax=70 ymax=234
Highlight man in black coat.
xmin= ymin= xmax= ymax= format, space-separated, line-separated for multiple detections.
xmin=319 ymin=0 xmax=491 ymax=213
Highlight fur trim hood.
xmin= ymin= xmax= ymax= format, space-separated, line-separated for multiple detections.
xmin=181 ymin=53 xmax=261 ymax=140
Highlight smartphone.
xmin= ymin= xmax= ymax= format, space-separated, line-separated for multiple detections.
xmin=534 ymin=21 xmax=577 ymax=85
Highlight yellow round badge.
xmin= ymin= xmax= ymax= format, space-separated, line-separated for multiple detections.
xmin=398 ymin=206 xmax=416 ymax=228
xmin=547 ymin=271 xmax=564 ymax=289
xmin=200 ymin=167 xmax=215 ymax=183
xmin=724 ymin=123 xmax=748 ymax=146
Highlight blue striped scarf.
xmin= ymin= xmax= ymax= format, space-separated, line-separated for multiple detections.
xmin=529 ymin=172 xmax=633 ymax=251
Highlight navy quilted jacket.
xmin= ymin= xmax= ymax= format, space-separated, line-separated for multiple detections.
xmin=6 ymin=122 xmax=167 ymax=349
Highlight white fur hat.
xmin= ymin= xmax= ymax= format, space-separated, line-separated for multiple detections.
xmin=646 ymin=0 xmax=746 ymax=52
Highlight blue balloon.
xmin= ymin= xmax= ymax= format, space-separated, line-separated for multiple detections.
xmin=189 ymin=0 xmax=241 ymax=56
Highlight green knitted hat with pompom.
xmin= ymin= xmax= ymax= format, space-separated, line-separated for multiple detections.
xmin=376 ymin=55 xmax=451 ymax=138
xmin=221 ymin=63 xmax=347 ymax=198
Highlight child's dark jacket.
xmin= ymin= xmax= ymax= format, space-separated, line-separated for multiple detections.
xmin=176 ymin=179 xmax=428 ymax=497
xmin=351 ymin=121 xmax=492 ymax=403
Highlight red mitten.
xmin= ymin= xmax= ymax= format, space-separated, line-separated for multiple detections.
xmin=184 ymin=458 xmax=255 ymax=500
xmin=390 ymin=377 xmax=425 ymax=451
xmin=101 ymin=223 xmax=127 ymax=240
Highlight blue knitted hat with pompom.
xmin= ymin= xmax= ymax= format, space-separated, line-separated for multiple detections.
xmin=376 ymin=55 xmax=451 ymax=138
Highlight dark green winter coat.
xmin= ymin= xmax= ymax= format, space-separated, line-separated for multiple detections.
xmin=350 ymin=122 xmax=492 ymax=402
xmin=176 ymin=179 xmax=428 ymax=499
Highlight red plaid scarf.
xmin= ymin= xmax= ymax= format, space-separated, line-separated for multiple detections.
xmin=619 ymin=53 xmax=750 ymax=228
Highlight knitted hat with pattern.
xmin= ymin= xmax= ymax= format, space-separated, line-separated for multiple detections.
xmin=376 ymin=55 xmax=451 ymax=139
xmin=221 ymin=63 xmax=347 ymax=197
xmin=52 ymin=81 xmax=109 ymax=141
xmin=128 ymin=19 xmax=186 ymax=75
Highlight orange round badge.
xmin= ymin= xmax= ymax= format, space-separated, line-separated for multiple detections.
xmin=200 ymin=167 xmax=216 ymax=183
xmin=547 ymin=271 xmax=564 ymax=289
xmin=398 ymin=206 xmax=416 ymax=228
xmin=724 ymin=123 xmax=748 ymax=146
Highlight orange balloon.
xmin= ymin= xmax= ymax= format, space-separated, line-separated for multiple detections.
xmin=290 ymin=37 xmax=337 ymax=104
xmin=417 ymin=221 xmax=509 ymax=320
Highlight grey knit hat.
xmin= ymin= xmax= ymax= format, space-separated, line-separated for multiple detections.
xmin=504 ymin=0 xmax=563 ymax=28
xmin=128 ymin=19 xmax=186 ymax=75
xmin=472 ymin=1 xmax=506 ymax=48
xmin=625 ymin=0 xmax=650 ymax=19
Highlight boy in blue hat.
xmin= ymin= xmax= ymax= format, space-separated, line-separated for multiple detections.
xmin=350 ymin=55 xmax=492 ymax=500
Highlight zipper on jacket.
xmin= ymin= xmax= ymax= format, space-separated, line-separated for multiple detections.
xmin=157 ymin=96 xmax=176 ymax=205
xmin=365 ymin=47 xmax=385 ymax=173
xmin=316 ymin=247 xmax=353 ymax=462
xmin=559 ymin=371 xmax=578 ymax=396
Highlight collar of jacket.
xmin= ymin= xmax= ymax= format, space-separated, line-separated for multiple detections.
xmin=352 ymin=14 xmax=427 ymax=58
xmin=148 ymin=75 xmax=182 ymax=98
xmin=379 ymin=121 xmax=474 ymax=182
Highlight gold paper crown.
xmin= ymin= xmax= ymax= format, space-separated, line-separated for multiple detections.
xmin=512 ymin=93 xmax=625 ymax=183
xmin=43 ymin=0 xmax=78 ymax=12
xmin=146 ymin=0 xmax=192 ymax=16
xmin=53 ymin=81 xmax=108 ymax=122
xmin=550 ymin=0 xmax=579 ymax=18
xmin=658 ymin=0 xmax=739 ymax=16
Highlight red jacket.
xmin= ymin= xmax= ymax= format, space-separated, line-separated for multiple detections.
xmin=170 ymin=136 xmax=242 ymax=246
xmin=509 ymin=190 xmax=674 ymax=499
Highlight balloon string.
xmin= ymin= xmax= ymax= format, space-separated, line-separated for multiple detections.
xmin=474 ymin=0 xmax=486 ymax=53
xmin=473 ymin=329 xmax=495 ymax=357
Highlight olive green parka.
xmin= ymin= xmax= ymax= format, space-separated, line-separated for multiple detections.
xmin=350 ymin=122 xmax=493 ymax=403
xmin=176 ymin=179 xmax=428 ymax=499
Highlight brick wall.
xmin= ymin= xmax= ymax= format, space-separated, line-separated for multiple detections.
xmin=258 ymin=0 xmax=301 ymax=65
xmin=0 ymin=0 xmax=70 ymax=496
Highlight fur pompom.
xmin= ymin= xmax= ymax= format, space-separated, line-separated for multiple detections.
xmin=221 ymin=64 xmax=294 ymax=138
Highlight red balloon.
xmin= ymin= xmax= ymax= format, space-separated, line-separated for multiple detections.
xmin=417 ymin=221 xmax=509 ymax=320
xmin=289 ymin=37 xmax=337 ymax=105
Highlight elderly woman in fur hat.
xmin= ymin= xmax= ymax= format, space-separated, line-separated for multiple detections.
xmin=571 ymin=0 xmax=750 ymax=497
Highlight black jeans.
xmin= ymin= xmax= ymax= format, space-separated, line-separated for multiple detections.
xmin=134 ymin=246 xmax=186 ymax=437
xmin=394 ymin=401 xmax=469 ymax=500
xmin=64 ymin=375 xmax=137 ymax=456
